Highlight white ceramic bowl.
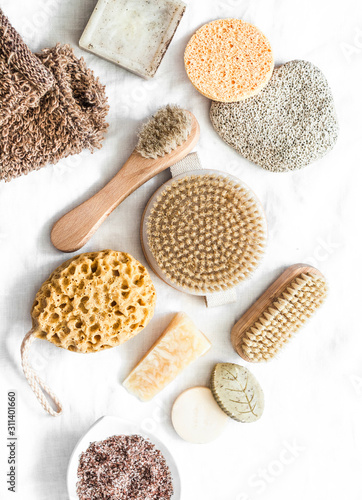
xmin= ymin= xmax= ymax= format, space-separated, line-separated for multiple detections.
xmin=67 ymin=415 xmax=181 ymax=499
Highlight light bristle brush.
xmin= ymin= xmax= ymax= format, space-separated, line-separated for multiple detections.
xmin=231 ymin=264 xmax=328 ymax=362
xmin=141 ymin=169 xmax=267 ymax=296
xmin=51 ymin=105 xmax=199 ymax=252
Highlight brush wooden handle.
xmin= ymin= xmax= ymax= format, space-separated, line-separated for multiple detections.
xmin=231 ymin=264 xmax=324 ymax=361
xmin=51 ymin=115 xmax=200 ymax=253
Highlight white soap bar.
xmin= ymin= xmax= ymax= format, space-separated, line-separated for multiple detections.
xmin=172 ymin=387 xmax=228 ymax=444
xmin=79 ymin=0 xmax=186 ymax=79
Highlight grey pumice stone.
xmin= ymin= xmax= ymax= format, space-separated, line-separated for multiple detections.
xmin=210 ymin=60 xmax=339 ymax=172
xmin=211 ymin=363 xmax=264 ymax=423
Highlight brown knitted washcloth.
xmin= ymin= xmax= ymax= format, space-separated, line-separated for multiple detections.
xmin=0 ymin=9 xmax=54 ymax=125
xmin=0 ymin=11 xmax=109 ymax=182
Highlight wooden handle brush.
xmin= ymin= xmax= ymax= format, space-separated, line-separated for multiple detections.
xmin=231 ymin=264 xmax=328 ymax=362
xmin=51 ymin=105 xmax=200 ymax=253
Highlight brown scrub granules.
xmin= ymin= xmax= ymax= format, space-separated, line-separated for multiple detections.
xmin=76 ymin=435 xmax=174 ymax=499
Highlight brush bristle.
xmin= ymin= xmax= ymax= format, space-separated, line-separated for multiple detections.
xmin=145 ymin=174 xmax=267 ymax=293
xmin=136 ymin=105 xmax=192 ymax=159
xmin=240 ymin=272 xmax=328 ymax=362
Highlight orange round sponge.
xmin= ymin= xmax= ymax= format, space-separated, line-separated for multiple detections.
xmin=184 ymin=19 xmax=274 ymax=103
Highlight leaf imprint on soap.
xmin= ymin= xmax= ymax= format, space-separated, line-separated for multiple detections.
xmin=221 ymin=367 xmax=257 ymax=417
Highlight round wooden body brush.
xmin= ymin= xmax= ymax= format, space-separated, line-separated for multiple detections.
xmin=231 ymin=264 xmax=328 ymax=362
xmin=141 ymin=153 xmax=267 ymax=304
xmin=51 ymin=105 xmax=200 ymax=253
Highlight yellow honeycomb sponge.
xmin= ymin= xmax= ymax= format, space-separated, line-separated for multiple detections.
xmin=231 ymin=266 xmax=328 ymax=362
xmin=31 ymin=250 xmax=156 ymax=353
xmin=184 ymin=19 xmax=274 ymax=102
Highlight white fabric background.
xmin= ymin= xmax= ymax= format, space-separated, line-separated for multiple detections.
xmin=0 ymin=0 xmax=361 ymax=499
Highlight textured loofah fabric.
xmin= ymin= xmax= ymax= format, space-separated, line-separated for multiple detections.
xmin=0 ymin=9 xmax=54 ymax=124
xmin=240 ymin=272 xmax=328 ymax=362
xmin=210 ymin=60 xmax=339 ymax=172
xmin=32 ymin=250 xmax=156 ymax=354
xmin=0 ymin=14 xmax=109 ymax=182
xmin=144 ymin=173 xmax=267 ymax=293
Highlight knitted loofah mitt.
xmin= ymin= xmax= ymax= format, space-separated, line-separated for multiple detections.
xmin=0 ymin=11 xmax=109 ymax=182
xmin=0 ymin=9 xmax=54 ymax=124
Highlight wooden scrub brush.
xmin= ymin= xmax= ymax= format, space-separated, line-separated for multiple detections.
xmin=51 ymin=105 xmax=200 ymax=253
xmin=231 ymin=264 xmax=328 ymax=362
xmin=141 ymin=153 xmax=267 ymax=305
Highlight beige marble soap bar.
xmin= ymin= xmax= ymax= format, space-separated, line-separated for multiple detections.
xmin=123 ymin=312 xmax=211 ymax=401
xmin=79 ymin=0 xmax=186 ymax=79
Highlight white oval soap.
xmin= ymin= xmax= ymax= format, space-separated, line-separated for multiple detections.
xmin=171 ymin=387 xmax=228 ymax=444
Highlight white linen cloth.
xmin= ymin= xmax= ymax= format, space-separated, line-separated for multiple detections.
xmin=0 ymin=0 xmax=362 ymax=499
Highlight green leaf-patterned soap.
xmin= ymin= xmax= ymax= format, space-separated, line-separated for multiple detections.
xmin=211 ymin=363 xmax=264 ymax=423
